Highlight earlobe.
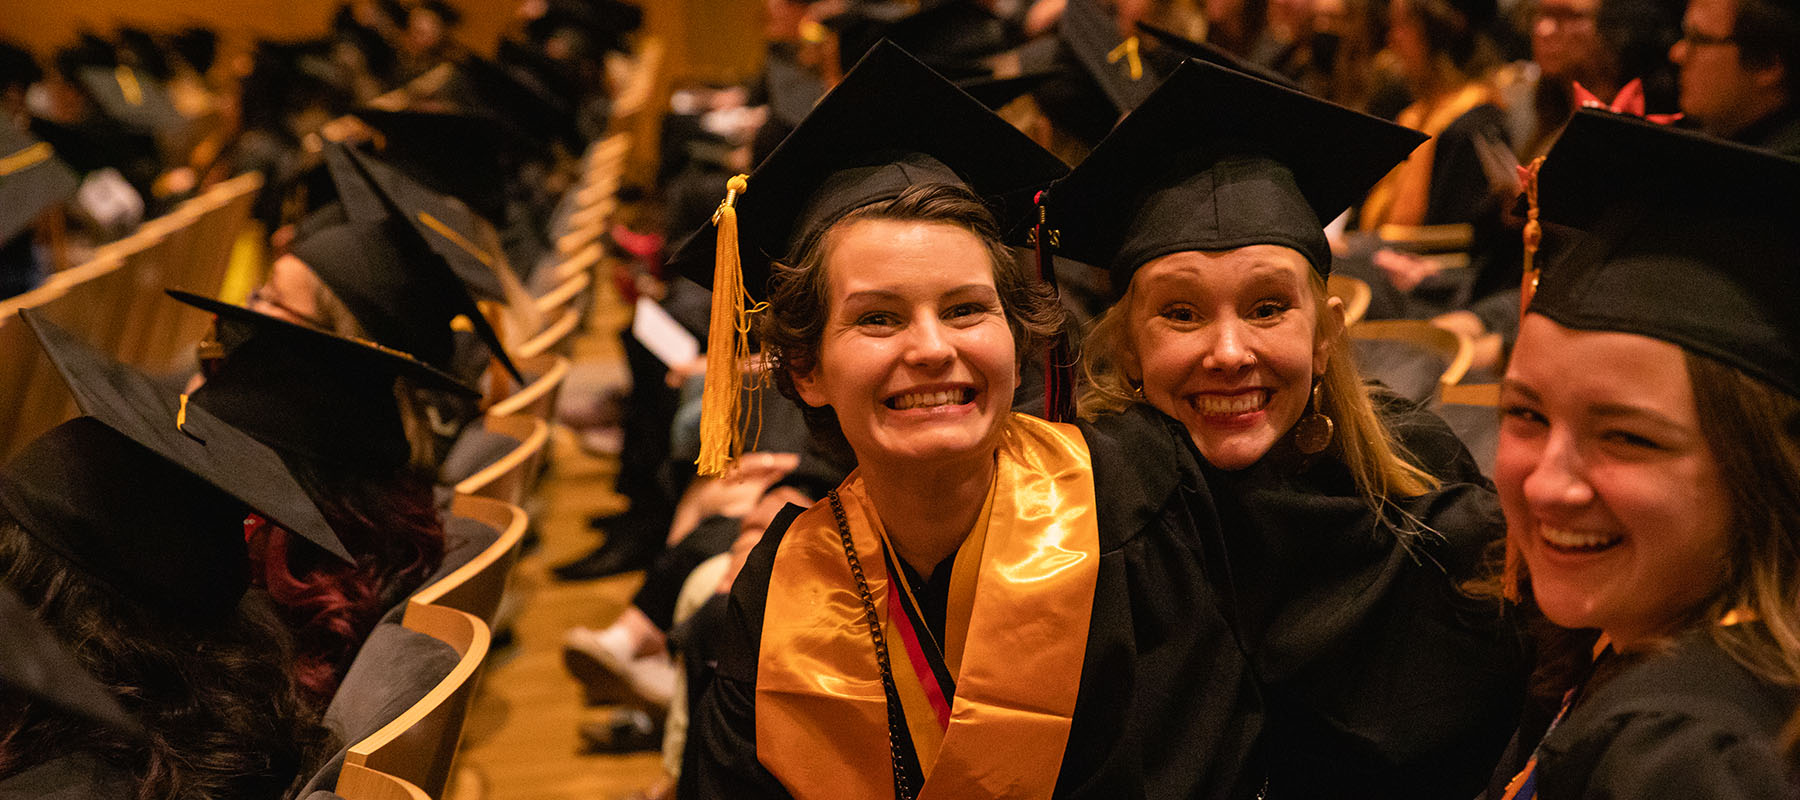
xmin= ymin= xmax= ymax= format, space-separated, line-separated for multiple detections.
xmin=1315 ymin=296 xmax=1346 ymax=375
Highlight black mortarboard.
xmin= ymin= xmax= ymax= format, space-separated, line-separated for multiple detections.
xmin=1045 ymin=60 xmax=1425 ymax=280
xmin=348 ymin=108 xmax=512 ymax=224
xmin=116 ymin=27 xmax=172 ymax=81
xmin=764 ymin=48 xmax=827 ymax=128
xmin=0 ymin=312 xmax=350 ymax=621
xmin=451 ymin=54 xmax=583 ymax=153
xmin=0 ymin=39 xmax=43 ymax=92
xmin=669 ymin=41 xmax=1068 ymax=292
xmin=1014 ymin=0 xmax=1160 ymax=147
xmin=75 ymin=65 xmax=186 ymax=138
xmin=1529 ymin=109 xmax=1800 ymax=398
xmin=1134 ymin=20 xmax=1298 ymax=89
xmin=418 ymin=0 xmax=464 ymax=27
xmin=293 ymin=144 xmax=522 ymax=382
xmin=26 ymin=116 xmax=159 ymax=177
xmin=0 ymin=585 xmax=143 ymax=736
xmin=870 ymin=0 xmax=1015 ymax=77
xmin=171 ymin=27 xmax=219 ymax=75
xmin=170 ymin=291 xmax=478 ymax=472
xmin=666 ymin=42 xmax=1067 ymax=475
xmin=0 ymin=125 xmax=80 ymax=244
xmin=956 ymin=69 xmax=1055 ymax=110
xmin=497 ymin=38 xmax=582 ymax=104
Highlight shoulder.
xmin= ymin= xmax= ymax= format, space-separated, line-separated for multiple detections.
xmin=1077 ymin=405 xmax=1204 ymax=549
xmin=1373 ymin=389 xmax=1491 ymax=488
xmin=0 ymin=753 xmax=136 ymax=800
xmin=714 ymin=501 xmax=812 ymax=682
xmin=1539 ymin=635 xmax=1800 ymax=799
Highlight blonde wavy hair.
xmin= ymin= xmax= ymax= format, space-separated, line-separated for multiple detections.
xmin=1079 ymin=265 xmax=1439 ymax=510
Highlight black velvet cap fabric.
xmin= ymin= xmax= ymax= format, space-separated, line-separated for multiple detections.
xmin=451 ymin=53 xmax=583 ymax=153
xmin=74 ymin=65 xmax=186 ymax=137
xmin=291 ymin=143 xmax=521 ymax=383
xmin=666 ymin=41 xmax=1068 ymax=295
xmin=0 ymin=585 xmax=143 ymax=736
xmin=349 ymin=108 xmax=513 ymax=226
xmin=0 ymin=125 xmax=79 ymax=244
xmin=1044 ymin=60 xmax=1425 ymax=281
xmin=824 ymin=0 xmax=1009 ymax=78
xmin=1134 ymin=20 xmax=1297 ymax=88
xmin=1530 ymin=109 xmax=1800 ymax=398
xmin=0 ymin=314 xmax=349 ymax=621
xmin=170 ymin=290 xmax=477 ymax=473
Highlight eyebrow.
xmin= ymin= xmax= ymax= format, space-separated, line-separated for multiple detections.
xmin=1501 ymin=377 xmax=1692 ymax=431
xmin=839 ymin=284 xmax=999 ymax=305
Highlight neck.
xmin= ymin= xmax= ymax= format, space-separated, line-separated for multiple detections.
xmin=1711 ymin=94 xmax=1792 ymax=139
xmin=860 ymin=450 xmax=997 ymax=580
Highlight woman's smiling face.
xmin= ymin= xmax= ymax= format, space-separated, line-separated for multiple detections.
xmin=1497 ymin=314 xmax=1734 ymax=649
xmin=792 ymin=218 xmax=1018 ymax=474
xmin=1123 ymin=245 xmax=1334 ymax=470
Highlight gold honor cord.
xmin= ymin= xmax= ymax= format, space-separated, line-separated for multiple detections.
xmin=417 ymin=212 xmax=500 ymax=268
xmin=0 ymin=142 xmax=52 ymax=177
xmin=115 ymin=66 xmax=144 ymax=106
xmin=1106 ymin=36 xmax=1144 ymax=80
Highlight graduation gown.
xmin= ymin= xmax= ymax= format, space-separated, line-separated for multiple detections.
xmin=0 ymin=753 xmax=135 ymax=800
xmin=1529 ymin=632 xmax=1800 ymax=799
xmin=1146 ymin=393 xmax=1527 ymax=798
xmin=683 ymin=407 xmax=1266 ymax=800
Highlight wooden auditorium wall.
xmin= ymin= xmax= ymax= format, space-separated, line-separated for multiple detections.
xmin=0 ymin=0 xmax=514 ymax=62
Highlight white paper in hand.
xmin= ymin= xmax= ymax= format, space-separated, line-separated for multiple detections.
xmin=632 ymin=295 xmax=701 ymax=368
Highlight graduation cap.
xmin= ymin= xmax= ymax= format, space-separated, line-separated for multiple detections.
xmin=0 ymin=585 xmax=144 ymax=737
xmin=26 ymin=116 xmax=159 ymax=177
xmin=347 ymin=108 xmax=513 ymax=224
xmin=1528 ymin=109 xmax=1800 ymax=398
xmin=956 ymin=69 xmax=1056 ymax=110
xmin=1013 ymin=0 xmax=1161 ymax=147
xmin=170 ymin=290 xmax=478 ymax=472
xmin=666 ymin=41 xmax=1068 ymax=473
xmin=452 ymin=53 xmax=583 ymax=153
xmin=497 ymin=38 xmax=582 ymax=104
xmin=827 ymin=0 xmax=1014 ymax=78
xmin=75 ymin=65 xmax=186 ymax=138
xmin=116 ymin=27 xmax=172 ymax=81
xmin=170 ymin=27 xmax=219 ymax=75
xmin=1044 ymin=59 xmax=1425 ymax=280
xmin=291 ymin=144 xmax=522 ymax=383
xmin=0 ymin=39 xmax=43 ymax=92
xmin=0 ymin=312 xmax=350 ymax=622
xmin=1134 ymin=20 xmax=1298 ymax=89
xmin=0 ymin=125 xmax=80 ymax=245
xmin=765 ymin=47 xmax=827 ymax=128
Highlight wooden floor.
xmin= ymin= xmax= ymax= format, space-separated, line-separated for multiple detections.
xmin=447 ymin=297 xmax=669 ymax=800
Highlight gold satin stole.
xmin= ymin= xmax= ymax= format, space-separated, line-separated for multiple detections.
xmin=755 ymin=414 xmax=1102 ymax=799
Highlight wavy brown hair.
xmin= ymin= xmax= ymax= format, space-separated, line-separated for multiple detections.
xmin=0 ymin=514 xmax=333 ymax=800
xmin=758 ymin=182 xmax=1065 ymax=449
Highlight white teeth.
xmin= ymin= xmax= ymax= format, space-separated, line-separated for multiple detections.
xmin=1193 ymin=392 xmax=1268 ymax=415
xmin=1540 ymin=527 xmax=1623 ymax=549
xmin=891 ymin=390 xmax=968 ymax=410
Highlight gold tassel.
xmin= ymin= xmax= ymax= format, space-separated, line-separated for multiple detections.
xmin=696 ymin=174 xmax=753 ymax=476
xmin=1518 ymin=156 xmax=1546 ymax=318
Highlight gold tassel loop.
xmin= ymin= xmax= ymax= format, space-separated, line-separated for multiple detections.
xmin=1518 ymin=156 xmax=1546 ymax=317
xmin=697 ymin=174 xmax=756 ymax=476
xmin=1106 ymin=36 xmax=1144 ymax=81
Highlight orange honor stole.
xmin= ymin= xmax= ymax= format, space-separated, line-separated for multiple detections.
xmin=755 ymin=414 xmax=1102 ymax=799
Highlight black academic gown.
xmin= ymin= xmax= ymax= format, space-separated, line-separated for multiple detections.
xmin=0 ymin=753 xmax=135 ymax=800
xmin=1164 ymin=393 xmax=1528 ymax=799
xmin=1529 ymin=632 xmax=1800 ymax=799
xmin=683 ymin=405 xmax=1267 ymax=800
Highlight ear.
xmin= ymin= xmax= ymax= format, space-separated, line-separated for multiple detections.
xmin=1315 ymin=294 xmax=1346 ymax=377
xmin=792 ymin=365 xmax=827 ymax=408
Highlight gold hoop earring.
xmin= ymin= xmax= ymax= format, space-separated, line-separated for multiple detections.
xmin=1292 ymin=379 xmax=1334 ymax=455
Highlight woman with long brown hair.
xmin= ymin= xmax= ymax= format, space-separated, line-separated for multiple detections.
xmin=679 ymin=43 xmax=1265 ymax=799
xmin=1486 ymin=110 xmax=1800 ymax=798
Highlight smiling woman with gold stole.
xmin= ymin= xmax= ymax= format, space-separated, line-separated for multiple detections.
xmin=674 ymin=43 xmax=1264 ymax=800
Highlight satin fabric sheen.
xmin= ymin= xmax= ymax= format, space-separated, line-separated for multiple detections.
xmin=755 ymin=414 xmax=1102 ymax=799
